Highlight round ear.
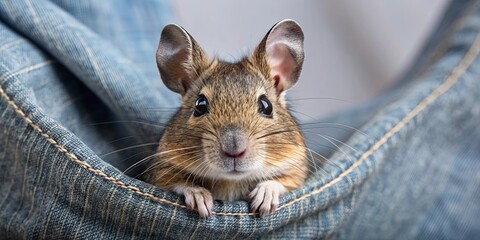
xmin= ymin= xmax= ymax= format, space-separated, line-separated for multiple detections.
xmin=252 ymin=19 xmax=305 ymax=94
xmin=156 ymin=24 xmax=209 ymax=95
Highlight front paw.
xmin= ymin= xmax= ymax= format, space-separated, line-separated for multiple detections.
xmin=174 ymin=185 xmax=213 ymax=218
xmin=248 ymin=180 xmax=286 ymax=218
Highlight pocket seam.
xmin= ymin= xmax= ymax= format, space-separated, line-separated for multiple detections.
xmin=1 ymin=35 xmax=478 ymax=216
xmin=277 ymin=34 xmax=480 ymax=212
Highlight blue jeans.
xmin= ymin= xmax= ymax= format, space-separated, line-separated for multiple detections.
xmin=0 ymin=0 xmax=479 ymax=239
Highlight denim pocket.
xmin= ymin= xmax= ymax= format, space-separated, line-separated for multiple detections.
xmin=1 ymin=0 xmax=480 ymax=239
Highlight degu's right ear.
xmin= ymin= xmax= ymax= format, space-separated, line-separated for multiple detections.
xmin=156 ymin=24 xmax=210 ymax=95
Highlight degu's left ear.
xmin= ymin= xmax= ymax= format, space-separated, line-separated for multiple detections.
xmin=251 ymin=19 xmax=304 ymax=94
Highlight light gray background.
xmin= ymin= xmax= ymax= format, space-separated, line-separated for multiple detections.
xmin=171 ymin=1 xmax=450 ymax=120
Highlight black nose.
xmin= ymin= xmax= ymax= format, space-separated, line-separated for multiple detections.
xmin=220 ymin=124 xmax=248 ymax=158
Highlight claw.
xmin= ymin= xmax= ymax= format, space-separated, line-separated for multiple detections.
xmin=248 ymin=180 xmax=286 ymax=217
xmin=174 ymin=185 xmax=214 ymax=218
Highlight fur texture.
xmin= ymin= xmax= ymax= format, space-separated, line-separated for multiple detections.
xmin=146 ymin=19 xmax=307 ymax=217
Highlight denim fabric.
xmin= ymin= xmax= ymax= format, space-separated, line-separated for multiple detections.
xmin=0 ymin=0 xmax=479 ymax=239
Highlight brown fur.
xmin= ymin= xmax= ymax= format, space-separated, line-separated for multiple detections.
xmin=146 ymin=57 xmax=307 ymax=201
xmin=146 ymin=20 xmax=308 ymax=206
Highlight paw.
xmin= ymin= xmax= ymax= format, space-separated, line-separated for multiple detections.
xmin=174 ymin=185 xmax=213 ymax=218
xmin=248 ymin=180 xmax=286 ymax=218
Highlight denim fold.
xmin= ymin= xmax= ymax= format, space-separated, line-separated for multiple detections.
xmin=0 ymin=0 xmax=479 ymax=239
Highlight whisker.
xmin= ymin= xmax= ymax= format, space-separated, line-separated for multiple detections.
xmin=90 ymin=120 xmax=213 ymax=137
xmin=116 ymin=150 xmax=156 ymax=165
xmin=137 ymin=146 xmax=208 ymax=176
xmin=135 ymin=148 xmax=206 ymax=179
xmin=313 ymin=134 xmax=356 ymax=169
xmin=100 ymin=142 xmax=160 ymax=157
xmin=90 ymin=120 xmax=167 ymax=128
xmin=257 ymin=141 xmax=338 ymax=153
xmin=188 ymin=160 xmax=209 ymax=185
xmin=253 ymin=121 xmax=370 ymax=141
xmin=256 ymin=128 xmax=299 ymax=140
xmin=317 ymin=134 xmax=360 ymax=153
xmin=249 ymin=117 xmax=267 ymax=138
xmin=259 ymin=153 xmax=314 ymax=175
xmin=288 ymin=109 xmax=317 ymax=121
xmin=175 ymin=133 xmax=217 ymax=143
xmin=154 ymin=154 xmax=203 ymax=185
xmin=145 ymin=106 xmax=180 ymax=110
xmin=287 ymin=97 xmax=350 ymax=103
xmin=298 ymin=122 xmax=370 ymax=138
xmin=106 ymin=135 xmax=138 ymax=145
xmin=154 ymin=154 xmax=203 ymax=184
xmin=259 ymin=141 xmax=345 ymax=174
xmin=124 ymin=146 xmax=203 ymax=174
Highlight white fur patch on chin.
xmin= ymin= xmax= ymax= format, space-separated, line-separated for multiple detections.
xmin=174 ymin=185 xmax=213 ymax=218
xmin=248 ymin=180 xmax=287 ymax=218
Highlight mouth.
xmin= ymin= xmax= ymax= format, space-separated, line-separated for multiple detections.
xmin=209 ymin=154 xmax=263 ymax=180
xmin=216 ymin=168 xmax=250 ymax=180
xmin=228 ymin=169 xmax=244 ymax=175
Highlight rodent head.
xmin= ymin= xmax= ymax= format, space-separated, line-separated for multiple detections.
xmin=155 ymin=19 xmax=306 ymax=182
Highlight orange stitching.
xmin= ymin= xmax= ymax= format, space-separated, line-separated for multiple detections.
xmin=0 ymin=34 xmax=478 ymax=217
xmin=0 ymin=80 xmax=188 ymax=210
xmin=276 ymin=34 xmax=480 ymax=211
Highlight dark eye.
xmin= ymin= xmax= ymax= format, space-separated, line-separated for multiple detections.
xmin=194 ymin=94 xmax=209 ymax=117
xmin=258 ymin=95 xmax=273 ymax=117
